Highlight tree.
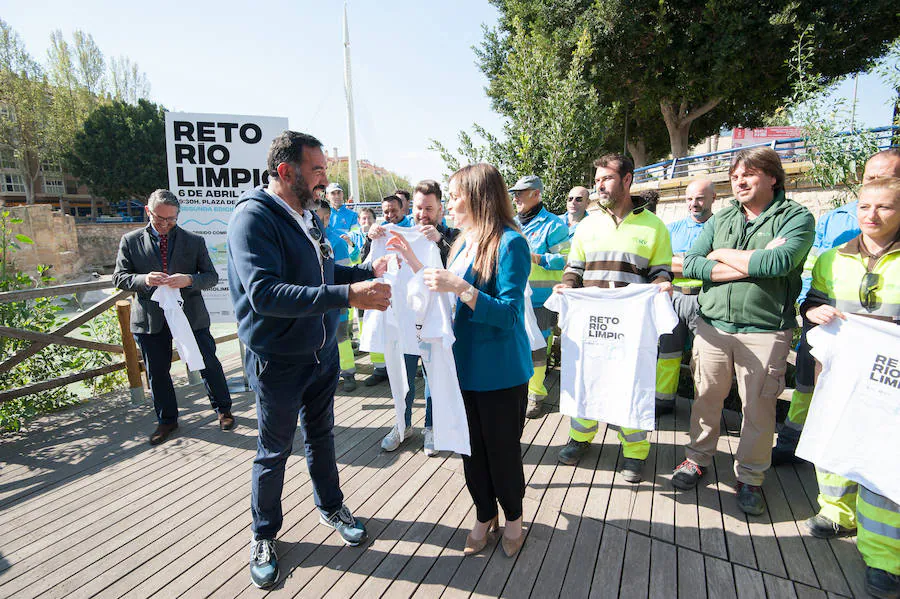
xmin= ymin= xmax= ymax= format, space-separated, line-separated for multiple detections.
xmin=109 ymin=56 xmax=150 ymax=105
xmin=0 ymin=20 xmax=53 ymax=204
xmin=325 ymin=162 xmax=412 ymax=205
xmin=433 ymin=23 xmax=615 ymax=211
xmin=479 ymin=0 xmax=900 ymax=161
xmin=68 ymin=99 xmax=166 ymax=212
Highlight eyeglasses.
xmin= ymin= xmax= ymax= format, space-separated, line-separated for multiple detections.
xmin=567 ymin=196 xmax=586 ymax=202
xmin=308 ymin=220 xmax=333 ymax=260
xmin=859 ymin=272 xmax=881 ymax=311
xmin=148 ymin=209 xmax=178 ymax=224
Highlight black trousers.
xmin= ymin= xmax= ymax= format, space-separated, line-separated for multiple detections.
xmin=135 ymin=324 xmax=232 ymax=424
xmin=461 ymin=383 xmax=528 ymax=522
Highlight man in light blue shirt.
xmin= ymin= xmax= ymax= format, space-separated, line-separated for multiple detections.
xmin=326 ymin=183 xmax=359 ymax=235
xmin=658 ymin=179 xmax=715 ymax=414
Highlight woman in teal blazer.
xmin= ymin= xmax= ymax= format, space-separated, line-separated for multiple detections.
xmin=404 ymin=163 xmax=532 ymax=558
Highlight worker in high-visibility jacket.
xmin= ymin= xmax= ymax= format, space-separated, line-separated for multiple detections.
xmin=510 ymin=175 xmax=571 ymax=419
xmin=773 ymin=149 xmax=900 ymax=465
xmin=316 ymin=201 xmax=360 ymax=392
xmin=555 ymin=154 xmax=674 ymax=484
xmin=799 ymin=176 xmax=900 ymax=599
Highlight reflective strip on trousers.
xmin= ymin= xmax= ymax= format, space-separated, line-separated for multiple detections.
xmin=570 ymin=417 xmax=598 ymax=442
xmin=816 ymin=467 xmax=858 ymax=529
xmin=858 ymin=485 xmax=900 ymax=574
xmin=617 ymin=427 xmax=650 ymax=460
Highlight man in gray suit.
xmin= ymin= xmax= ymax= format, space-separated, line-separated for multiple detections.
xmin=113 ymin=189 xmax=233 ymax=445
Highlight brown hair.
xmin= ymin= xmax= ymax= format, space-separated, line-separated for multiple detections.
xmin=729 ymin=147 xmax=785 ymax=192
xmin=448 ymin=163 xmax=520 ymax=283
xmin=593 ymin=153 xmax=634 ymax=178
xmin=414 ymin=179 xmax=442 ymax=200
xmin=358 ymin=207 xmax=376 ymax=219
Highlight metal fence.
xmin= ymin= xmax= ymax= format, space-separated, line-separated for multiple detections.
xmin=633 ymin=126 xmax=899 ymax=184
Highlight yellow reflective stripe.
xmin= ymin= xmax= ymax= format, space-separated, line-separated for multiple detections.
xmin=530 ymin=263 xmax=564 ymax=282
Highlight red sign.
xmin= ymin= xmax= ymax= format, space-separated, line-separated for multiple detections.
xmin=732 ymin=127 xmax=805 ymax=146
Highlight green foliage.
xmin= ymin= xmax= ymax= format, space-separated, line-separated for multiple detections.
xmin=784 ymin=27 xmax=887 ymax=202
xmin=0 ymin=211 xmax=126 ymax=431
xmin=432 ymin=24 xmax=614 ymax=212
xmin=479 ymin=1 xmax=900 ymax=161
xmin=68 ymin=99 xmax=167 ymax=205
xmin=325 ymin=163 xmax=413 ymax=205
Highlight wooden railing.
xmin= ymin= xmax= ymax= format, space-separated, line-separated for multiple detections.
xmin=0 ymin=276 xmax=238 ymax=404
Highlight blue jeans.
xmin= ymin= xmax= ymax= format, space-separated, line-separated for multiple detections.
xmin=135 ymin=325 xmax=232 ymax=424
xmin=403 ymin=354 xmax=432 ymax=428
xmin=246 ymin=345 xmax=343 ymax=540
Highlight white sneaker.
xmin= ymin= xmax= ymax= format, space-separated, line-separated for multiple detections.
xmin=423 ymin=427 xmax=437 ymax=457
xmin=381 ymin=425 xmax=402 ymax=452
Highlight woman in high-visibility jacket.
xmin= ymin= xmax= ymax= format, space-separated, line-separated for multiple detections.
xmin=801 ymin=177 xmax=900 ymax=599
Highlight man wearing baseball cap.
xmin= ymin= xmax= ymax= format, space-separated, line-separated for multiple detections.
xmin=510 ymin=174 xmax=570 ymax=419
xmin=326 ymin=183 xmax=359 ymax=235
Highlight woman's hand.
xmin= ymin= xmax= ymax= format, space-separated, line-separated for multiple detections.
xmin=423 ymin=267 xmax=468 ymax=295
xmin=805 ymin=304 xmax=846 ymax=325
xmin=386 ymin=231 xmax=423 ymax=272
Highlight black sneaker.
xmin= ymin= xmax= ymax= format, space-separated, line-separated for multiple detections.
xmin=672 ymin=459 xmax=704 ymax=490
xmin=620 ymin=457 xmax=645 ymax=483
xmin=805 ymin=513 xmax=854 ymax=539
xmin=736 ymin=482 xmax=765 ymax=516
xmin=342 ymin=375 xmax=357 ymax=392
xmin=558 ymin=438 xmax=590 ymax=465
xmin=363 ymin=371 xmax=388 ymax=387
xmin=319 ymin=505 xmax=368 ymax=546
xmin=865 ymin=566 xmax=900 ymax=599
xmin=249 ymin=539 xmax=279 ymax=589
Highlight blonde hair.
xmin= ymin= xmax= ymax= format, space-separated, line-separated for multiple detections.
xmin=448 ymin=163 xmax=520 ymax=284
xmin=860 ymin=176 xmax=900 ymax=199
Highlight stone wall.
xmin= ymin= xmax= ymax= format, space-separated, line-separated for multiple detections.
xmin=75 ymin=222 xmax=146 ymax=273
xmin=633 ymin=161 xmax=849 ymax=225
xmin=4 ymin=205 xmax=83 ymax=279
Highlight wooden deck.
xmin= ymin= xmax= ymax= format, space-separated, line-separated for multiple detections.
xmin=0 ymin=350 xmax=870 ymax=598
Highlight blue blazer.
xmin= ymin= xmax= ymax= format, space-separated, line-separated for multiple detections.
xmin=453 ymin=227 xmax=533 ymax=392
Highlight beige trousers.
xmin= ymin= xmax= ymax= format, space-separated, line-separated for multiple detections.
xmin=685 ymin=318 xmax=792 ymax=486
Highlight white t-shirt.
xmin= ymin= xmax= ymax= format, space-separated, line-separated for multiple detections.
xmin=151 ymin=285 xmax=206 ymax=371
xmin=797 ymin=314 xmax=900 ymax=503
xmin=545 ymin=285 xmax=677 ymax=430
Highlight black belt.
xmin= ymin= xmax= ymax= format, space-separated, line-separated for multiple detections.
xmin=675 ymin=285 xmax=701 ymax=296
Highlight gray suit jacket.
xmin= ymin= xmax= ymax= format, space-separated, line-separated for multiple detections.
xmin=113 ymin=224 xmax=219 ymax=334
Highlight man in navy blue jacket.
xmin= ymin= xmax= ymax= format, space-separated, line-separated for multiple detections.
xmin=228 ymin=131 xmax=392 ymax=589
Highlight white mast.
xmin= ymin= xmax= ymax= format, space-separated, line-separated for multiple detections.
xmin=343 ymin=1 xmax=360 ymax=203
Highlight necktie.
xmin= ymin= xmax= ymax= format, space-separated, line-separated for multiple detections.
xmin=159 ymin=234 xmax=169 ymax=274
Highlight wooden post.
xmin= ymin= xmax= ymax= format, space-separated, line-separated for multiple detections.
xmin=116 ymin=300 xmax=145 ymax=402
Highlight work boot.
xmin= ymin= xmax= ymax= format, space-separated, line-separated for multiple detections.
xmin=525 ymin=393 xmax=544 ymax=419
xmin=736 ymin=482 xmax=765 ymax=516
xmin=865 ymin=567 xmax=900 ymax=599
xmin=364 ymin=370 xmax=388 ymax=386
xmin=341 ymin=374 xmax=357 ymax=392
xmin=805 ymin=513 xmax=855 ymax=539
xmin=558 ymin=438 xmax=590 ymax=465
xmin=620 ymin=458 xmax=645 ymax=483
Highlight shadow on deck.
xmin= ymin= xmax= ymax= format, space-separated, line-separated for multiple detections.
xmin=0 ymin=349 xmax=869 ymax=598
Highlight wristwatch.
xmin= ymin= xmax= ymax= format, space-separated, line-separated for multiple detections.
xmin=459 ymin=285 xmax=476 ymax=302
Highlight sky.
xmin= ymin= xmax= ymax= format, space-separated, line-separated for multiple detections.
xmin=2 ymin=1 xmax=897 ymax=184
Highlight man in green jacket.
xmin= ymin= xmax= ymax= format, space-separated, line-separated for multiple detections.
xmin=671 ymin=147 xmax=815 ymax=517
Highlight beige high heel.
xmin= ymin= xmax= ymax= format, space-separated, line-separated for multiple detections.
xmin=501 ymin=530 xmax=525 ymax=557
xmin=464 ymin=515 xmax=499 ymax=555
